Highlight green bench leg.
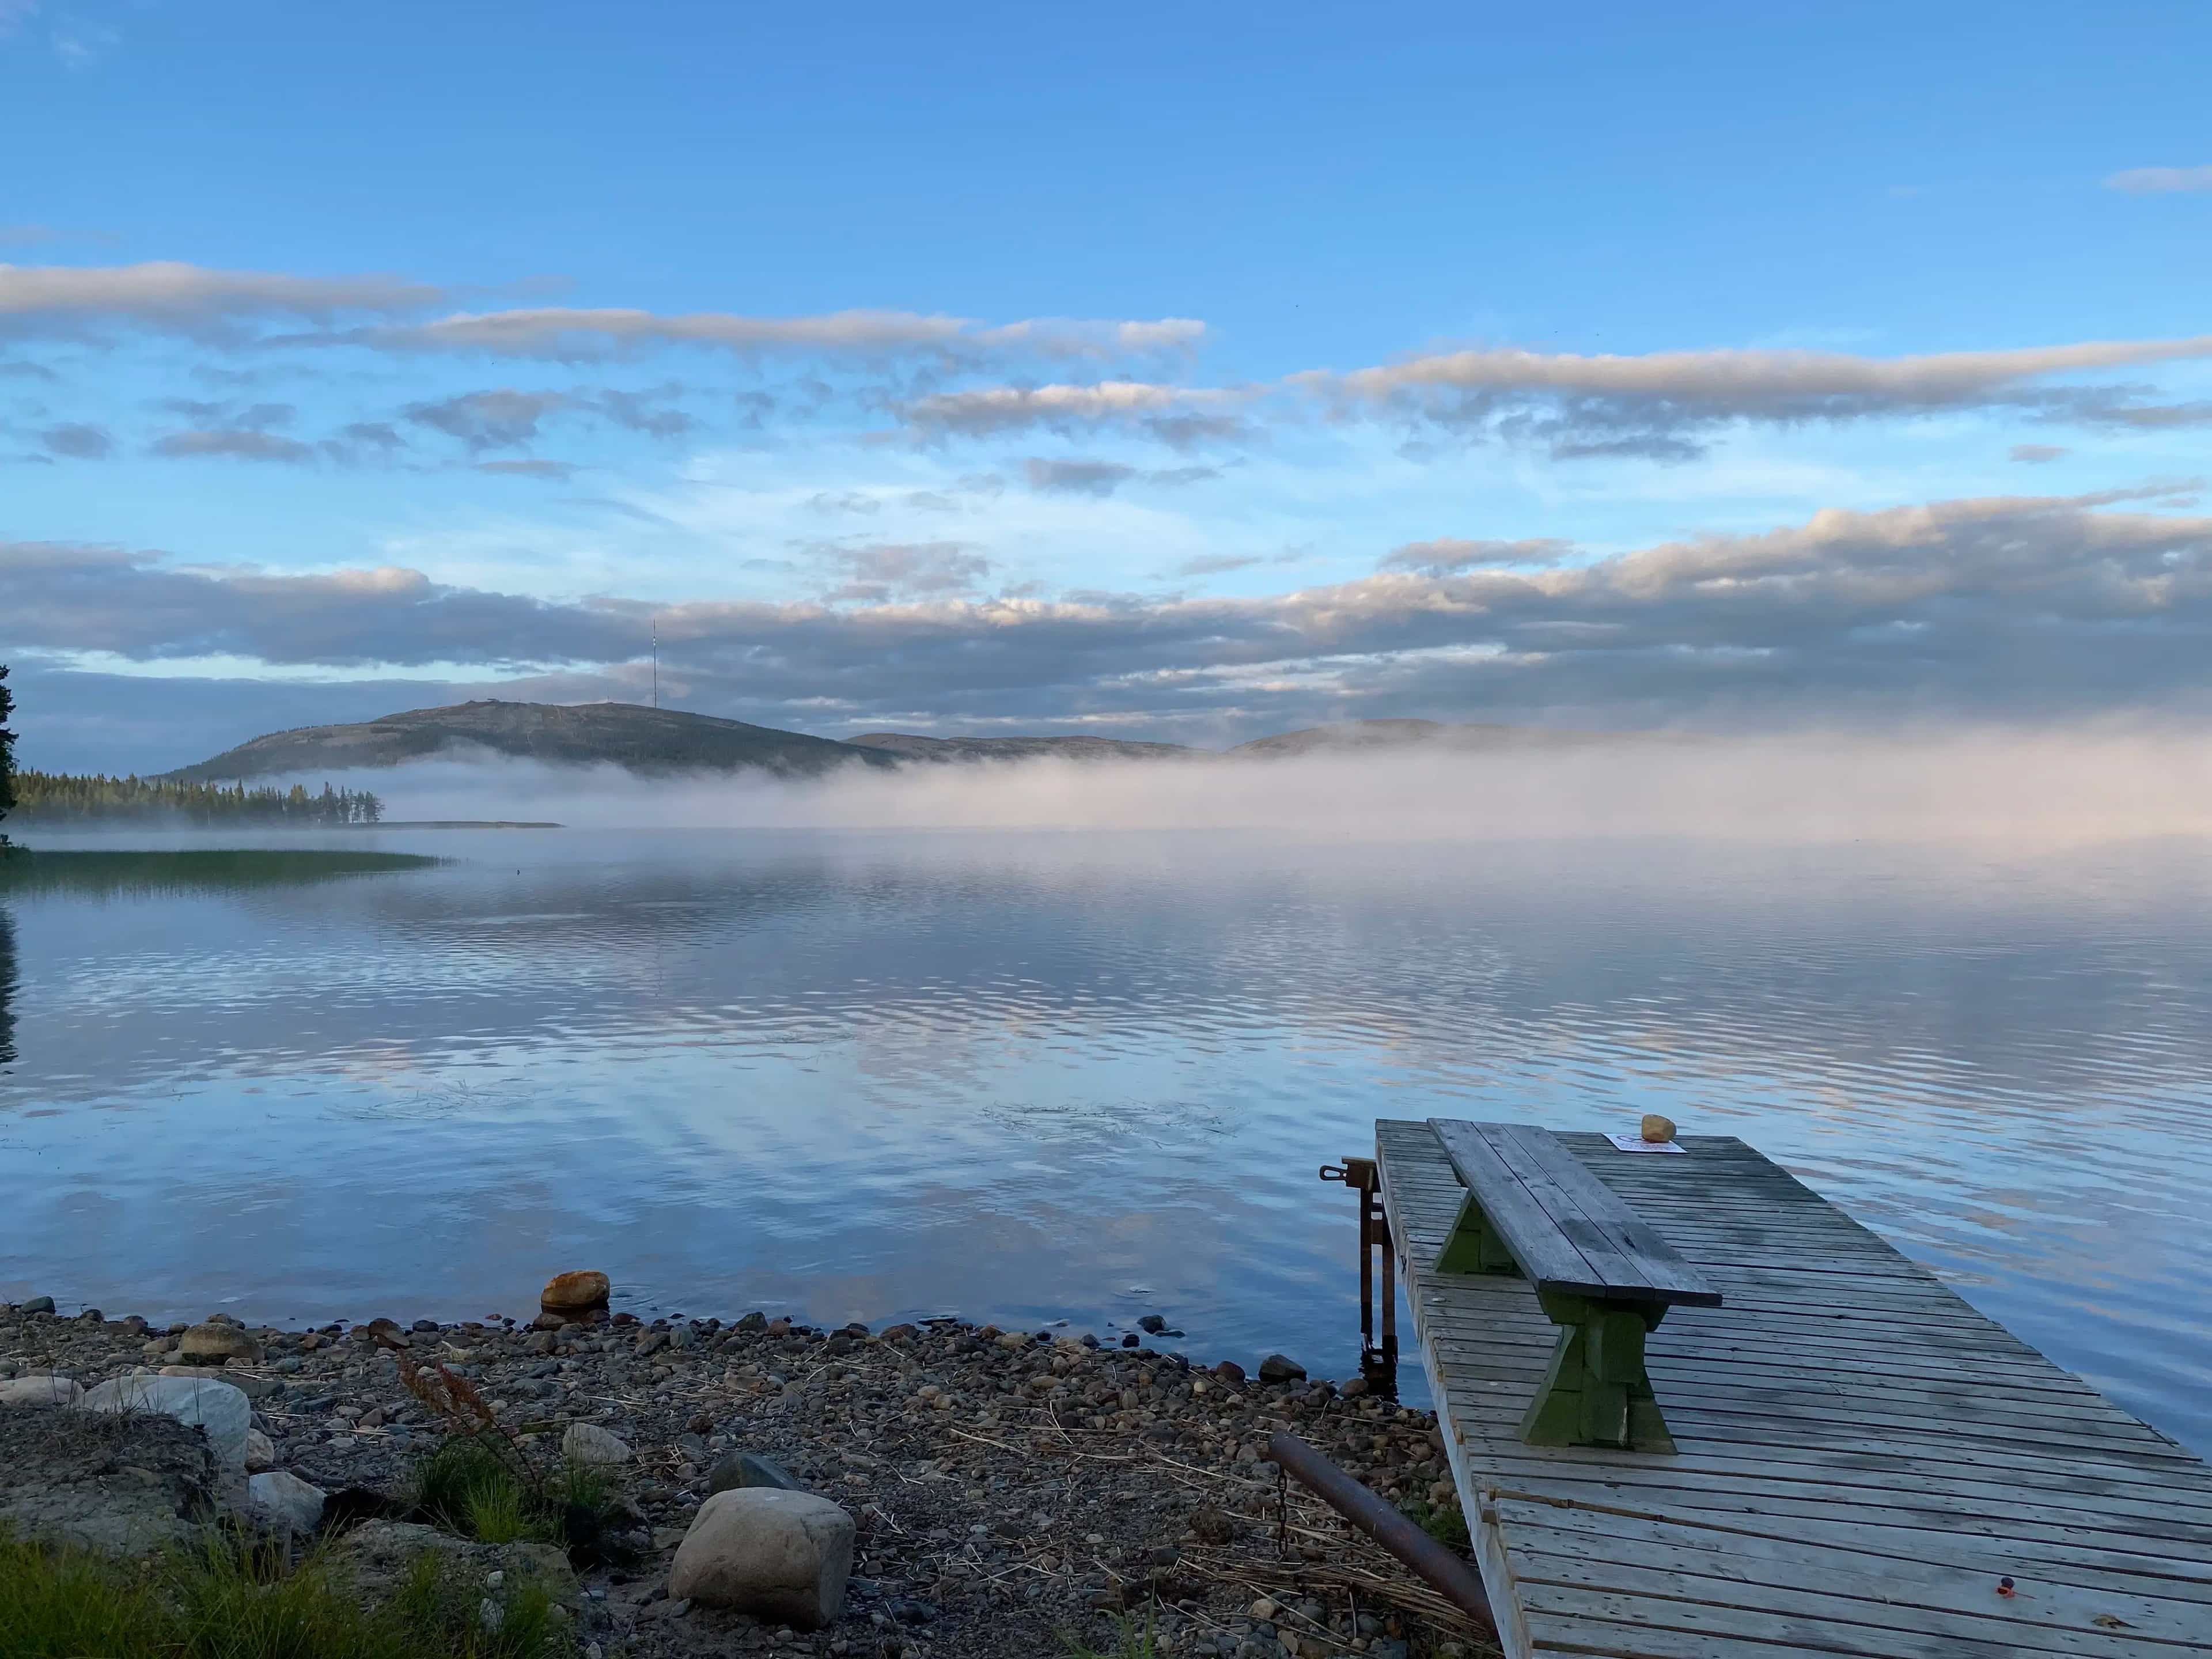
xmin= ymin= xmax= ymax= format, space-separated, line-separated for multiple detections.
xmin=1434 ymin=1192 xmax=1520 ymax=1275
xmin=1520 ymin=1292 xmax=1675 ymax=1453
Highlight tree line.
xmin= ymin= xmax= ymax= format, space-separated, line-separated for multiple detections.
xmin=0 ymin=665 xmax=15 ymax=850
xmin=8 ymin=773 xmax=385 ymax=825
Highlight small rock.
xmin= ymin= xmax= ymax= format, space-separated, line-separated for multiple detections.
xmin=177 ymin=1322 xmax=263 ymax=1365
xmin=1213 ymin=1359 xmax=1246 ymax=1385
xmin=0 ymin=1376 xmax=84 ymax=1408
xmin=735 ymin=1311 xmax=767 ymax=1333
xmin=1249 ymin=1596 xmax=1280 ymax=1621
xmin=362 ymin=1317 xmax=407 ymax=1346
xmin=81 ymin=1374 xmax=252 ymax=1475
xmin=707 ymin=1450 xmax=804 ymax=1495
xmin=247 ymin=1470 xmax=327 ymax=1534
xmin=634 ymin=1330 xmax=669 ymax=1358
xmin=245 ymin=1428 xmax=276 ymax=1471
xmin=1190 ymin=1506 xmax=1237 ymax=1545
xmin=541 ymin=1270 xmax=611 ymax=1313
xmin=562 ymin=1423 xmax=634 ymax=1467
xmin=1137 ymin=1315 xmax=1167 ymax=1334
xmin=1641 ymin=1112 xmax=1677 ymax=1144
xmin=1257 ymin=1354 xmax=1306 ymax=1384
xmin=20 ymin=1296 xmax=55 ymax=1316
xmin=668 ymin=1488 xmax=855 ymax=1631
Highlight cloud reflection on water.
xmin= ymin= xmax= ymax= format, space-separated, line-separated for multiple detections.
xmin=0 ymin=819 xmax=2207 ymax=1455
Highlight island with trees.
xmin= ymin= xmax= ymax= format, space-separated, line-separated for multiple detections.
xmin=7 ymin=773 xmax=385 ymax=827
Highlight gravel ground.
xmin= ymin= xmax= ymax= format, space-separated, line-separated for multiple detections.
xmin=1 ymin=1297 xmax=1496 ymax=1659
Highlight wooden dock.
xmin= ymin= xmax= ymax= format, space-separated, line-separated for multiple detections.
xmin=1374 ymin=1120 xmax=2212 ymax=1657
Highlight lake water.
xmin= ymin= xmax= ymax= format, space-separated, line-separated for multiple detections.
xmin=3 ymin=828 xmax=2209 ymax=1457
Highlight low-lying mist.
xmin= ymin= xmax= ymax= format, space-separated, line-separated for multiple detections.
xmin=347 ymin=726 xmax=2212 ymax=843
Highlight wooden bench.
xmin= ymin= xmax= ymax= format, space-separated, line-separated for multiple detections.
xmin=1427 ymin=1119 xmax=1722 ymax=1452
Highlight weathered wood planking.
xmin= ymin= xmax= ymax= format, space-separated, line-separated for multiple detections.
xmin=1377 ymin=1120 xmax=2212 ymax=1658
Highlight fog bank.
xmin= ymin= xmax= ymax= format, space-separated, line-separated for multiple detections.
xmin=334 ymin=727 xmax=2212 ymax=843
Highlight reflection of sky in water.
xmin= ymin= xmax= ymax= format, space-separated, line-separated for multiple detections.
xmin=2 ymin=830 xmax=2209 ymax=1455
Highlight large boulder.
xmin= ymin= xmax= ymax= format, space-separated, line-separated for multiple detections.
xmin=0 ymin=1375 xmax=85 ymax=1408
xmin=540 ymin=1270 xmax=610 ymax=1314
xmin=81 ymin=1374 xmax=252 ymax=1476
xmin=177 ymin=1321 xmax=263 ymax=1365
xmin=0 ymin=1406 xmax=217 ymax=1555
xmin=562 ymin=1422 xmax=633 ymax=1467
xmin=668 ymin=1487 xmax=855 ymax=1631
xmin=247 ymin=1471 xmax=327 ymax=1535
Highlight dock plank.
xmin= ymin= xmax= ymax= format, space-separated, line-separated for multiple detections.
xmin=1376 ymin=1118 xmax=2212 ymax=1659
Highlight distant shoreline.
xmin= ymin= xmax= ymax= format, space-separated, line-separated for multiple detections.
xmin=8 ymin=819 xmax=563 ymax=831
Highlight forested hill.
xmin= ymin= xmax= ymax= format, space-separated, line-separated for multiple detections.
xmin=164 ymin=700 xmax=895 ymax=782
xmin=159 ymin=700 xmax=1604 ymax=783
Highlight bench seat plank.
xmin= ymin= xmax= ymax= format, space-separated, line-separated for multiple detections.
xmin=1428 ymin=1119 xmax=1722 ymax=1307
xmin=1428 ymin=1119 xmax=1599 ymax=1290
xmin=1489 ymin=1123 xmax=1723 ymax=1306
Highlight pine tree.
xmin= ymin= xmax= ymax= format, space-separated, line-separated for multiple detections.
xmin=0 ymin=663 xmax=17 ymax=851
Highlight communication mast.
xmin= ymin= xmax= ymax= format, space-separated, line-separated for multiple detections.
xmin=652 ymin=619 xmax=658 ymax=709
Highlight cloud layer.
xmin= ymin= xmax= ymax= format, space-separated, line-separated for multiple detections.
xmin=10 ymin=486 xmax=2210 ymax=736
xmin=16 ymin=260 xmax=2211 ymax=469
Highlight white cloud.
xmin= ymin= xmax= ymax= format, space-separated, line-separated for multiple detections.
xmin=0 ymin=261 xmax=442 ymax=337
xmin=2104 ymin=165 xmax=2212 ymax=195
xmin=1305 ymin=338 xmax=2212 ymax=409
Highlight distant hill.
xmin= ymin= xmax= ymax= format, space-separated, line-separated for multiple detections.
xmin=160 ymin=700 xmax=1607 ymax=783
xmin=847 ymin=732 xmax=1196 ymax=763
xmin=1227 ymin=718 xmax=1590 ymax=757
xmin=163 ymin=700 xmax=893 ymax=782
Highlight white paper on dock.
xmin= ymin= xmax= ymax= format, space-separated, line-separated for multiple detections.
xmin=1605 ymin=1134 xmax=1685 ymax=1153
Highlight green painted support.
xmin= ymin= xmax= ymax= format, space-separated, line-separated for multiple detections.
xmin=1434 ymin=1192 xmax=1519 ymax=1276
xmin=1520 ymin=1291 xmax=1676 ymax=1452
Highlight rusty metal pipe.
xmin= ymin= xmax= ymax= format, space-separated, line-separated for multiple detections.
xmin=1263 ymin=1431 xmax=1498 ymax=1641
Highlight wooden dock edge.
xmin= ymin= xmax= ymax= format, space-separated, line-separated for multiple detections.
xmin=1379 ymin=1127 xmax=1538 ymax=1659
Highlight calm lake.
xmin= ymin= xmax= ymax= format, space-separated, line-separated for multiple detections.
xmin=3 ymin=828 xmax=2208 ymax=1456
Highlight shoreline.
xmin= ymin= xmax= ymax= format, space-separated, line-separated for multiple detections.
xmin=2 ymin=1290 xmax=1484 ymax=1659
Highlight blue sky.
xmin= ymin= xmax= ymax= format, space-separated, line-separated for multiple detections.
xmin=3 ymin=1 xmax=2211 ymax=771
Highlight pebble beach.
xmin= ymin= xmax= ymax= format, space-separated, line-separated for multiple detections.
xmin=0 ymin=1287 xmax=1492 ymax=1659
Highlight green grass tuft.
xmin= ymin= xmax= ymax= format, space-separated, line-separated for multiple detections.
xmin=1061 ymin=1609 xmax=1164 ymax=1657
xmin=1401 ymin=1493 xmax=1473 ymax=1551
xmin=0 ymin=1527 xmax=577 ymax=1659
xmin=404 ymin=1433 xmax=619 ymax=1564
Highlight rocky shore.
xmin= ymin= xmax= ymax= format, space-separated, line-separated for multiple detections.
xmin=1 ymin=1290 xmax=1491 ymax=1659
